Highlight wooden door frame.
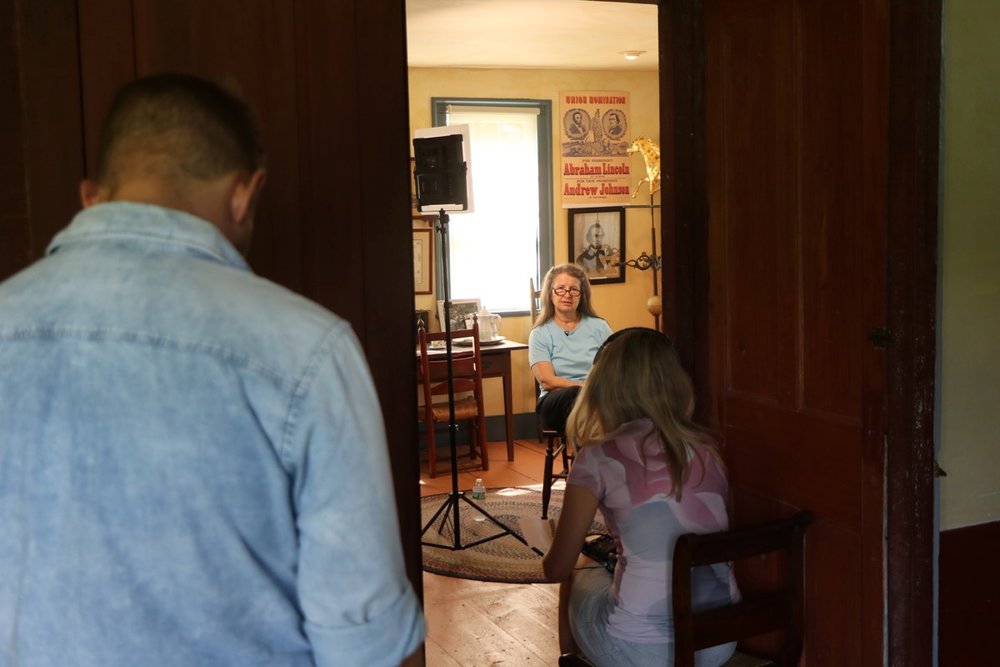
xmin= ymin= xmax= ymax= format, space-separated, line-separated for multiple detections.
xmin=657 ymin=1 xmax=940 ymax=665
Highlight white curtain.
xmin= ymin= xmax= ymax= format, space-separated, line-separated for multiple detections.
xmin=445 ymin=105 xmax=540 ymax=312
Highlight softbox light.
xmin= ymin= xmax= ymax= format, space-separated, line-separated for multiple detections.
xmin=413 ymin=133 xmax=468 ymax=210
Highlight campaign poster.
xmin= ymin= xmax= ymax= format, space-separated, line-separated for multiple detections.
xmin=559 ymin=91 xmax=632 ymax=206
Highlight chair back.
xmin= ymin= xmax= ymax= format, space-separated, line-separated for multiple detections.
xmin=417 ymin=322 xmax=485 ymax=412
xmin=672 ymin=511 xmax=811 ymax=667
xmin=416 ymin=321 xmax=489 ymax=476
xmin=529 ymin=277 xmax=541 ymax=325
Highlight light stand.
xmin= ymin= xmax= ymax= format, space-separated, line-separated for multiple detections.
xmin=419 ymin=209 xmax=535 ymax=553
xmin=413 ymin=134 xmax=533 ymax=553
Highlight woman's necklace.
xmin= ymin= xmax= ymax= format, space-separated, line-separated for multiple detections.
xmin=554 ymin=315 xmax=580 ymax=336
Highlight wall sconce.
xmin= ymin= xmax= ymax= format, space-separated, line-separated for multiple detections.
xmin=620 ymin=50 xmax=646 ymax=61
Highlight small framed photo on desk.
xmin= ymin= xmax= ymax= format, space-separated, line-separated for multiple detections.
xmin=437 ymin=298 xmax=480 ymax=333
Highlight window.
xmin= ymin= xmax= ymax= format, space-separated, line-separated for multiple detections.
xmin=432 ymin=98 xmax=553 ymax=314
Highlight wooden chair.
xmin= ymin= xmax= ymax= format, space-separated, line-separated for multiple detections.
xmin=416 ymin=322 xmax=489 ymax=478
xmin=529 ymin=277 xmax=543 ymax=446
xmin=673 ymin=511 xmax=812 ymax=667
xmin=529 ymin=277 xmax=541 ymax=324
xmin=541 ymin=429 xmax=572 ymax=519
xmin=557 ymin=511 xmax=811 ymax=667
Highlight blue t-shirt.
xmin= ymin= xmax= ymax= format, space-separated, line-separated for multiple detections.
xmin=528 ymin=315 xmax=612 ymax=397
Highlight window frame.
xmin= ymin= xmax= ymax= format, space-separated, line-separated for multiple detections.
xmin=431 ymin=97 xmax=554 ymax=316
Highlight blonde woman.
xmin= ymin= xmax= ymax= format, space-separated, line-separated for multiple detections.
xmin=528 ymin=263 xmax=612 ymax=433
xmin=542 ymin=328 xmax=739 ymax=667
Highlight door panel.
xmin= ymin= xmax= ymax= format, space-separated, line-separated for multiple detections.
xmin=72 ymin=0 xmax=423 ymax=591
xmin=703 ymin=0 xmax=886 ymax=663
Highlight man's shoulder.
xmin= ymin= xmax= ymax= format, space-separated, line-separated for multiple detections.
xmin=206 ymin=268 xmax=353 ymax=359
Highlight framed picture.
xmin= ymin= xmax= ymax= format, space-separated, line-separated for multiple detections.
xmin=437 ymin=298 xmax=481 ymax=333
xmin=412 ymin=228 xmax=433 ymax=294
xmin=568 ymin=206 xmax=625 ymax=284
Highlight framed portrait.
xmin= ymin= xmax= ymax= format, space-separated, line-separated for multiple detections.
xmin=412 ymin=228 xmax=433 ymax=295
xmin=437 ymin=298 xmax=481 ymax=334
xmin=568 ymin=206 xmax=625 ymax=284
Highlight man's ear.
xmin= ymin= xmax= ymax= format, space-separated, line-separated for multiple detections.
xmin=79 ymin=179 xmax=106 ymax=208
xmin=230 ymin=168 xmax=267 ymax=225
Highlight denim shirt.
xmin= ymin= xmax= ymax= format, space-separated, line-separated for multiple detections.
xmin=0 ymin=203 xmax=425 ymax=666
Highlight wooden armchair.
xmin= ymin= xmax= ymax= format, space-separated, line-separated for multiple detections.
xmin=529 ymin=277 xmax=541 ymax=325
xmin=541 ymin=429 xmax=572 ymax=520
xmin=673 ymin=511 xmax=812 ymax=667
xmin=416 ymin=322 xmax=489 ymax=477
xmin=558 ymin=511 xmax=811 ymax=667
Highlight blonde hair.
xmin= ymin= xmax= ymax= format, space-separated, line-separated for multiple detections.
xmin=533 ymin=263 xmax=600 ymax=328
xmin=566 ymin=328 xmax=722 ymax=499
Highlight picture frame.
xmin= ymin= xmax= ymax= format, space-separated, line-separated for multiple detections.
xmin=568 ymin=206 xmax=626 ymax=284
xmin=437 ymin=298 xmax=481 ymax=334
xmin=412 ymin=227 xmax=434 ymax=295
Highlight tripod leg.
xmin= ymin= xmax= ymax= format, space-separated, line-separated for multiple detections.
xmin=436 ymin=495 xmax=455 ymax=535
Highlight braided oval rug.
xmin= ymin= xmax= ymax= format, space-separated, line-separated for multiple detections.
xmin=420 ymin=486 xmax=605 ymax=584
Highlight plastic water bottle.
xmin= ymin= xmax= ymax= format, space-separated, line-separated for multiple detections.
xmin=471 ymin=478 xmax=486 ymax=500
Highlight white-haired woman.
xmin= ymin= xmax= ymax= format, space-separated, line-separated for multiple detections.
xmin=528 ymin=263 xmax=612 ymax=434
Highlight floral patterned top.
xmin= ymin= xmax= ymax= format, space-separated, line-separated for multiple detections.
xmin=568 ymin=417 xmax=740 ymax=643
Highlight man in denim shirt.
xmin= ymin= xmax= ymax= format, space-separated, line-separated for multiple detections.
xmin=0 ymin=74 xmax=425 ymax=666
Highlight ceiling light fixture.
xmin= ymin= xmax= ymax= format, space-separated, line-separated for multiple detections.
xmin=620 ymin=50 xmax=646 ymax=61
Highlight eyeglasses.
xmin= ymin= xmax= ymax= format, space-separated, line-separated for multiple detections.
xmin=553 ymin=286 xmax=582 ymax=297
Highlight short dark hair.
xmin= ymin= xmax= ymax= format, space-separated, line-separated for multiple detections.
xmin=95 ymin=73 xmax=265 ymax=187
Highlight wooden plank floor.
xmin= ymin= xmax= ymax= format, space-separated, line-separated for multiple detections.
xmin=419 ymin=439 xmax=563 ymax=666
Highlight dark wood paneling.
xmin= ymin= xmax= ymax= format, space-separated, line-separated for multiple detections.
xmin=939 ymin=521 xmax=1000 ymax=666
xmin=798 ymin=0 xmax=866 ymax=418
xmin=702 ymin=0 xmax=886 ymax=663
xmin=127 ymin=0 xmax=307 ymax=295
xmin=884 ymin=0 xmax=941 ymax=664
xmin=288 ymin=0 xmax=364 ymax=324
xmin=710 ymin=1 xmax=795 ymax=405
xmin=0 ymin=0 xmax=27 ymax=218
xmin=725 ymin=410 xmax=862 ymax=527
xmin=2 ymin=0 xmax=85 ymax=277
xmin=77 ymin=0 xmax=135 ymax=177
xmin=354 ymin=0 xmax=424 ymax=593
xmin=0 ymin=0 xmax=29 ymax=278
xmin=666 ymin=0 xmax=937 ymax=663
xmin=17 ymin=0 xmax=424 ymax=601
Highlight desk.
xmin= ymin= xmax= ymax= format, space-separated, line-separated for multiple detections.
xmin=419 ymin=339 xmax=528 ymax=461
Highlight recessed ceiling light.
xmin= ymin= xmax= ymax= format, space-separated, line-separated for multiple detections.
xmin=620 ymin=50 xmax=646 ymax=61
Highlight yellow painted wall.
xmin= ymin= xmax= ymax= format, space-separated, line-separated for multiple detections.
xmin=409 ymin=67 xmax=661 ymax=417
xmin=938 ymin=1 xmax=1000 ymax=529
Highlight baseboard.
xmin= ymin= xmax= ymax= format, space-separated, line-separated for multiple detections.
xmin=939 ymin=519 xmax=1000 ymax=666
xmin=421 ymin=413 xmax=539 ymax=448
xmin=485 ymin=412 xmax=539 ymax=442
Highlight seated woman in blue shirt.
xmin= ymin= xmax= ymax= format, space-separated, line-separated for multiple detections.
xmin=529 ymin=263 xmax=612 ymax=433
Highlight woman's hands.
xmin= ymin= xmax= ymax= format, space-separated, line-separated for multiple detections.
xmin=533 ymin=361 xmax=585 ymax=392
